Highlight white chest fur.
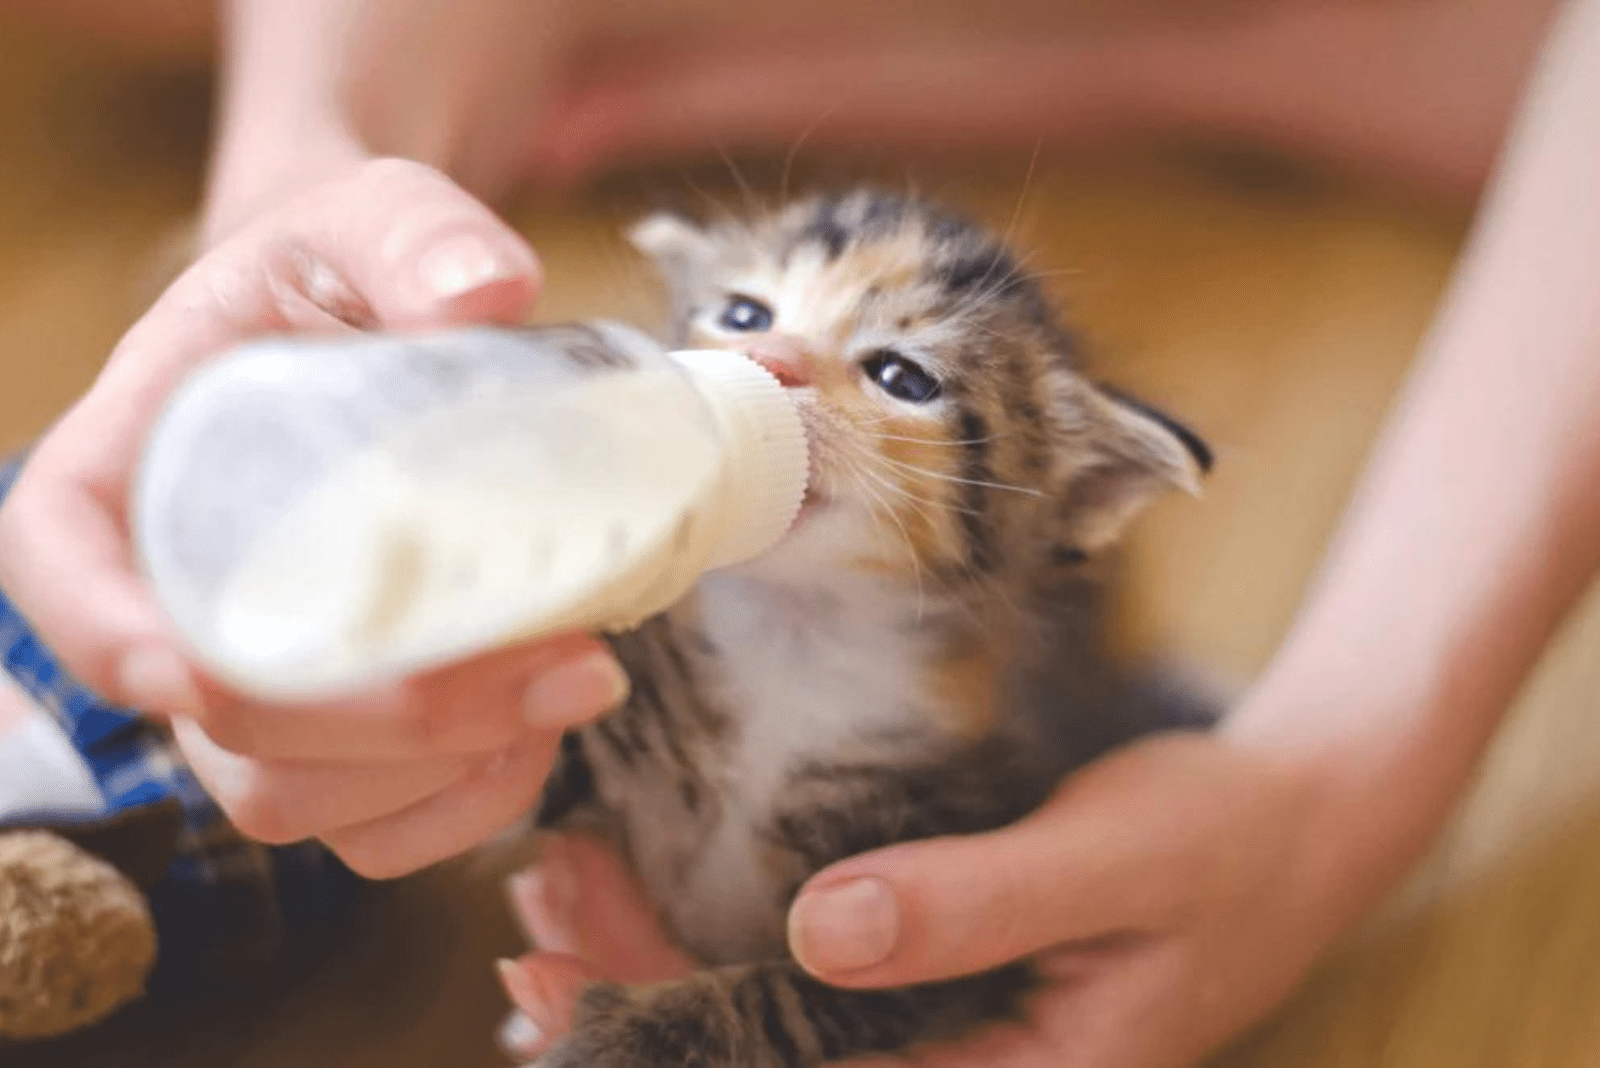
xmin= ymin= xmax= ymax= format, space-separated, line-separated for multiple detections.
xmin=698 ymin=572 xmax=932 ymax=808
xmin=645 ymin=571 xmax=937 ymax=962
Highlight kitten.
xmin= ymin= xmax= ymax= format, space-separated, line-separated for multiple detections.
xmin=530 ymin=189 xmax=1217 ymax=1067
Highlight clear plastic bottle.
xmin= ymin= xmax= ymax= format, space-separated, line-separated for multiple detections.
xmin=132 ymin=321 xmax=809 ymax=700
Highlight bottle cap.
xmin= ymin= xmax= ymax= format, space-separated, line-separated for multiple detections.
xmin=669 ymin=348 xmax=810 ymax=569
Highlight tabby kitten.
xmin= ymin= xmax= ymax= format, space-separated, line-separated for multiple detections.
xmin=530 ymin=189 xmax=1216 ymax=1068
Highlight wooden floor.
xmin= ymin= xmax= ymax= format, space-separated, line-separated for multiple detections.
xmin=3 ymin=23 xmax=1599 ymax=1068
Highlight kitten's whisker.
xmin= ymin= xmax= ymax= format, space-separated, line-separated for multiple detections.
xmin=865 ymin=430 xmax=1011 ymax=448
xmin=844 ymin=410 xmax=903 ymax=428
xmin=853 ymin=460 xmax=990 ymax=611
xmin=842 ymin=459 xmax=929 ymax=616
xmin=1016 ymin=266 xmax=1087 ymax=283
xmin=780 ymin=99 xmax=847 ymax=207
xmin=999 ymin=136 xmax=1045 ymax=253
xmin=847 ymin=453 xmax=952 ymax=527
xmin=947 ymin=254 xmax=1039 ymax=323
xmin=943 ymin=222 xmax=1054 ymax=325
xmin=853 ymin=464 xmax=990 ymax=519
xmin=935 ymin=278 xmax=1043 ymax=339
xmin=942 ymin=246 xmax=1072 ymax=331
xmin=936 ymin=312 xmax=1009 ymax=346
xmin=848 ymin=461 xmax=996 ymax=595
xmin=711 ymin=139 xmax=764 ymax=220
xmin=861 ymin=470 xmax=993 ymax=623
xmin=870 ymin=455 xmax=1044 ymax=498
xmin=849 ymin=471 xmax=946 ymax=617
xmin=673 ymin=169 xmax=759 ymax=244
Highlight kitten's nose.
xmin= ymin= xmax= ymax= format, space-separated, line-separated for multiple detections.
xmin=742 ymin=333 xmax=812 ymax=387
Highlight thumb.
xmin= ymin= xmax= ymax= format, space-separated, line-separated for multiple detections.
xmin=228 ymin=155 xmax=540 ymax=335
xmin=786 ymin=738 xmax=1216 ymax=988
xmin=295 ymin=157 xmax=539 ymax=330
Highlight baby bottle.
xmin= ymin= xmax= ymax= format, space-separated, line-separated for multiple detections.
xmin=131 ymin=321 xmax=809 ymax=700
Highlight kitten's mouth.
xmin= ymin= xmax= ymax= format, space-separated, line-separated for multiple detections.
xmin=789 ymin=399 xmax=827 ymax=528
xmin=793 ymin=486 xmax=827 ymax=528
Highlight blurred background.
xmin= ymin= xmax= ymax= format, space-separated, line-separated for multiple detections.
xmin=2 ymin=3 xmax=1599 ymax=1066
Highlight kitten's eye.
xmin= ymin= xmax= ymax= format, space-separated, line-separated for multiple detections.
xmin=861 ymin=350 xmax=942 ymax=404
xmin=718 ymin=294 xmax=774 ymax=333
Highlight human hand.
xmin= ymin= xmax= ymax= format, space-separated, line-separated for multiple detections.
xmin=0 ymin=157 xmax=629 ymax=877
xmin=498 ymin=732 xmax=1374 ymax=1067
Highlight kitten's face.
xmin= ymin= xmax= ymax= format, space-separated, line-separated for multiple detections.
xmin=632 ymin=190 xmax=1208 ymax=591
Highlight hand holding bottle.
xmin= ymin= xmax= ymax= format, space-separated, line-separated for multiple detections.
xmin=0 ymin=159 xmax=630 ymax=877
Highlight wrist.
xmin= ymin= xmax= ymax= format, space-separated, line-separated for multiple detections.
xmin=1223 ymin=673 xmax=1477 ymax=934
xmin=203 ymin=0 xmax=541 ymax=250
xmin=200 ymin=101 xmax=532 ymax=251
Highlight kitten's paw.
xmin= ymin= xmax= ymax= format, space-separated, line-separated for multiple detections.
xmin=532 ymin=979 xmax=743 ymax=1068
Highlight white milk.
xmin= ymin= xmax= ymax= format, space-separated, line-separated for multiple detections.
xmin=133 ymin=324 xmax=807 ymax=699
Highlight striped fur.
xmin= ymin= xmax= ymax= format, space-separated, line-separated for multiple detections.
xmin=529 ymin=190 xmax=1217 ymax=1067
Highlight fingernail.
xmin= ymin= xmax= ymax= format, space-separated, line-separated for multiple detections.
xmin=417 ymin=233 xmax=523 ymax=301
xmin=523 ymin=651 xmax=629 ymax=726
xmin=496 ymin=956 xmax=541 ymax=1009
xmin=115 ymin=646 xmax=202 ymax=719
xmin=496 ymin=957 xmax=528 ymax=998
xmin=789 ymin=877 xmax=900 ymax=975
xmin=496 ymin=1007 xmax=544 ymax=1059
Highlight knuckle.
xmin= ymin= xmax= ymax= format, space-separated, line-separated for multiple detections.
xmin=477 ymin=763 xmax=550 ymax=840
xmin=400 ymin=681 xmax=529 ymax=756
xmin=353 ymin=156 xmax=451 ymax=196
xmin=419 ymin=688 xmax=523 ymax=754
xmin=69 ymin=642 xmax=130 ymax=714
xmin=202 ymin=766 xmax=300 ymax=844
xmin=909 ymin=849 xmax=1036 ymax=965
xmin=186 ymin=701 xmax=257 ymax=756
xmin=982 ymin=878 xmax=1039 ymax=954
xmin=326 ymin=833 xmax=425 ymax=881
xmin=229 ymin=799 xmax=299 ymax=845
xmin=269 ymin=234 xmax=378 ymax=330
xmin=387 ymin=691 xmax=449 ymax=753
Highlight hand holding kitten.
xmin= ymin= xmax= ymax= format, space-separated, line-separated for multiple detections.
xmin=501 ymin=730 xmax=1360 ymax=1068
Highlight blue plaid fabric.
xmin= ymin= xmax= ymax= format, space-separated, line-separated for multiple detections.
xmin=0 ymin=454 xmax=362 ymax=990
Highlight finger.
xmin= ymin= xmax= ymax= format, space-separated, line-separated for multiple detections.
xmin=320 ymin=732 xmax=558 ymax=878
xmin=510 ymin=834 xmax=695 ymax=984
xmin=1023 ymin=947 xmax=1195 ymax=1068
xmin=266 ymin=156 xmax=541 ymax=332
xmin=787 ymin=738 xmax=1219 ymax=988
xmin=0 ymin=158 xmax=539 ymax=717
xmin=497 ymin=1008 xmax=548 ymax=1062
xmin=0 ymin=468 xmax=202 ymax=718
xmin=496 ymin=951 xmax=596 ymax=1054
xmin=890 ymin=1021 xmax=1038 ymax=1068
xmin=189 ymin=633 xmax=625 ymax=762
xmin=170 ymin=716 xmax=472 ymax=844
xmin=90 ymin=157 xmax=539 ymax=461
xmin=884 ymin=945 xmax=1177 ymax=1068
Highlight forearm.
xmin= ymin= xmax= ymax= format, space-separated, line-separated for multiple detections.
xmin=1231 ymin=0 xmax=1600 ymax=909
xmin=203 ymin=0 xmax=558 ymax=245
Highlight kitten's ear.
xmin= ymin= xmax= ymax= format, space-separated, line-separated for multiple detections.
xmin=1069 ymin=386 xmax=1211 ymax=551
xmin=628 ymin=211 xmax=715 ymax=274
